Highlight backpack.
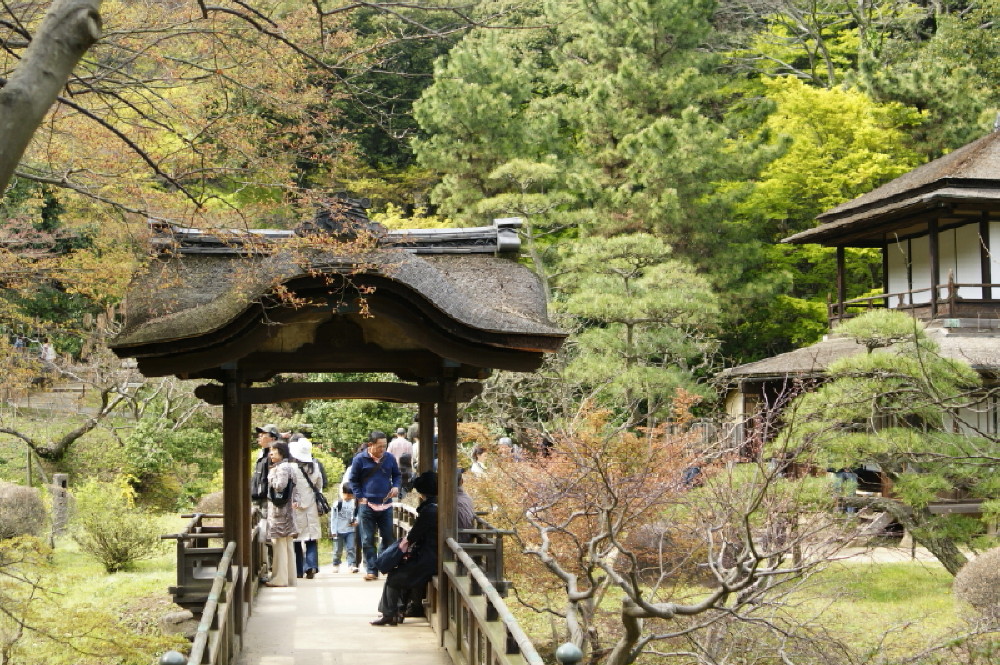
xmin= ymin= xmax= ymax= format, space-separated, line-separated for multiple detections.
xmin=269 ymin=475 xmax=294 ymax=507
xmin=251 ymin=455 xmax=269 ymax=502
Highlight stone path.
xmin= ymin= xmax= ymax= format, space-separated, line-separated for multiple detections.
xmin=237 ymin=564 xmax=449 ymax=665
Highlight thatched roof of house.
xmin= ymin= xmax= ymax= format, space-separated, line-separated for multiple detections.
xmin=721 ymin=324 xmax=1000 ymax=383
xmin=784 ymin=130 xmax=1000 ymax=246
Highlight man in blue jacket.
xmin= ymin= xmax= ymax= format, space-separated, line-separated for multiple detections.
xmin=351 ymin=431 xmax=401 ymax=580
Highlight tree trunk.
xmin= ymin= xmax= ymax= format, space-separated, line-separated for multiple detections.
xmin=604 ymin=602 xmax=642 ymax=665
xmin=849 ymin=496 xmax=968 ymax=575
xmin=0 ymin=0 xmax=103 ymax=193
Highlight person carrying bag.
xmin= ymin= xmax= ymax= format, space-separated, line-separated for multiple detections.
xmin=370 ymin=471 xmax=438 ymax=626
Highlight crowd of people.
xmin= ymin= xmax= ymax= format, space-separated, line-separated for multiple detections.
xmin=249 ymin=421 xmax=462 ymax=626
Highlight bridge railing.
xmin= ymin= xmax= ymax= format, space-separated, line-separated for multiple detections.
xmin=160 ymin=513 xmax=225 ymax=612
xmin=392 ymin=503 xmax=512 ymax=590
xmin=437 ymin=537 xmax=543 ymax=665
xmin=186 ymin=540 xmax=238 ymax=665
xmin=160 ymin=509 xmax=267 ymax=613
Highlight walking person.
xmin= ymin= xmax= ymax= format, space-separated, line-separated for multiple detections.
xmin=265 ymin=440 xmax=300 ymax=587
xmin=331 ymin=483 xmax=359 ymax=573
xmin=350 ymin=430 xmax=401 ymax=581
xmin=290 ymin=437 xmax=323 ymax=579
xmin=370 ymin=471 xmax=438 ymax=626
xmin=388 ymin=427 xmax=414 ymax=497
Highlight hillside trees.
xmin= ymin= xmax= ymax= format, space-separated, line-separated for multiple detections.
xmin=1 ymin=0 xmax=506 ymax=222
xmin=556 ymin=234 xmax=721 ymax=429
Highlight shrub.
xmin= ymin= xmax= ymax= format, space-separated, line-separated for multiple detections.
xmin=0 ymin=481 xmax=47 ymax=540
xmin=195 ymin=490 xmax=224 ymax=514
xmin=71 ymin=478 xmax=165 ymax=573
xmin=954 ymin=547 xmax=1000 ymax=621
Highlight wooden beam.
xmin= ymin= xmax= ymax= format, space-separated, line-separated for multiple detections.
xmin=930 ymin=218 xmax=940 ymax=318
xmin=221 ymin=378 xmax=250 ymax=632
xmin=194 ymin=380 xmax=483 ymax=405
xmin=982 ymin=213 xmax=991 ymax=301
xmin=436 ymin=381 xmax=458 ymax=643
xmin=836 ymin=247 xmax=846 ymax=321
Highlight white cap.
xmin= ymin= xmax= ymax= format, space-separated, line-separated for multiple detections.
xmin=290 ymin=437 xmax=314 ymax=463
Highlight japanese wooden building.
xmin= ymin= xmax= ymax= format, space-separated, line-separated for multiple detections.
xmin=109 ymin=208 xmax=565 ymax=633
xmin=724 ymin=129 xmax=1000 ymax=447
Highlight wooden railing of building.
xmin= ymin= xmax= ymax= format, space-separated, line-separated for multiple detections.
xmin=828 ymin=275 xmax=1000 ymax=325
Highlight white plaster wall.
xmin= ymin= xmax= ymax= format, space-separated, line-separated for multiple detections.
xmin=940 ymin=225 xmax=983 ymax=299
xmin=910 ymin=235 xmax=931 ymax=304
xmin=886 ymin=238 xmax=909 ymax=308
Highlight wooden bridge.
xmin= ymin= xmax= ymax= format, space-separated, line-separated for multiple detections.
xmin=159 ymin=507 xmax=544 ymax=665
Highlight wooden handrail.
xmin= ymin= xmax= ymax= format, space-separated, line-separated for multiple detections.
xmin=186 ymin=540 xmax=237 ymax=664
xmin=441 ymin=537 xmax=544 ymax=665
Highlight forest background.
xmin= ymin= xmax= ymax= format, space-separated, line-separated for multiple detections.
xmin=1 ymin=1 xmax=999 ymax=663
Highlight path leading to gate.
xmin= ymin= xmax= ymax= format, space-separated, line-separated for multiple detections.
xmin=237 ymin=564 xmax=450 ymax=665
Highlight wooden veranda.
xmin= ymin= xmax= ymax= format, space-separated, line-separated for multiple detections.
xmin=112 ymin=207 xmax=565 ymax=665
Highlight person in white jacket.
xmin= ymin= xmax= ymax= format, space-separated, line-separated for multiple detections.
xmin=290 ymin=437 xmax=324 ymax=579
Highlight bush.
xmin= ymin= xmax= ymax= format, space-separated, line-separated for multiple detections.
xmin=0 ymin=481 xmax=47 ymax=539
xmin=954 ymin=547 xmax=1000 ymax=622
xmin=71 ymin=479 xmax=165 ymax=573
xmin=195 ymin=490 xmax=224 ymax=514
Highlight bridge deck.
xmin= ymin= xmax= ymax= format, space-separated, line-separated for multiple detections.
xmin=237 ymin=564 xmax=450 ymax=665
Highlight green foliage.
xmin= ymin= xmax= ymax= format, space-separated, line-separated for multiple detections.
xmin=835 ymin=308 xmax=927 ymax=351
xmin=122 ymin=420 xmax=222 ymax=510
xmin=300 ymin=373 xmax=414 ymax=463
xmin=71 ymin=479 xmax=165 ymax=573
xmin=783 ymin=311 xmax=996 ymax=566
xmin=740 ymin=76 xmax=923 ymax=238
xmin=555 ymin=234 xmax=721 ymax=425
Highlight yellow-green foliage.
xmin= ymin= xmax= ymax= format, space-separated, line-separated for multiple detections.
xmin=370 ymin=203 xmax=454 ymax=229
xmin=71 ymin=479 xmax=166 ymax=573
xmin=0 ymin=535 xmax=185 ymax=664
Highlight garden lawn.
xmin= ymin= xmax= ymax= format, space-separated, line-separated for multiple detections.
xmin=6 ymin=516 xmax=190 ymax=665
xmin=805 ymin=560 xmax=961 ymax=659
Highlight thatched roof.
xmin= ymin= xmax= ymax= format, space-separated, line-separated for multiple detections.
xmin=784 ymin=130 xmax=1000 ymax=246
xmin=109 ymin=219 xmax=565 ymax=379
xmin=721 ymin=323 xmax=1000 ymax=382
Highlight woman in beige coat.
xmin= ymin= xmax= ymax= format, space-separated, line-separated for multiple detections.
xmin=290 ymin=437 xmax=324 ymax=578
xmin=265 ymin=441 xmax=302 ymax=587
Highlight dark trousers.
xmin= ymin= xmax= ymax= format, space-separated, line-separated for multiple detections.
xmin=294 ymin=540 xmax=319 ymax=577
xmin=378 ymin=580 xmax=410 ymax=618
xmin=359 ymin=504 xmax=394 ymax=575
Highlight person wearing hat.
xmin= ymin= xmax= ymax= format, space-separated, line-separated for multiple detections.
xmin=371 ymin=471 xmax=438 ymax=626
xmin=290 ymin=437 xmax=324 ymax=579
xmin=251 ymin=424 xmax=281 ymax=506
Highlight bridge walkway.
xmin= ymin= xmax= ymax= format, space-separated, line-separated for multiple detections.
xmin=237 ymin=563 xmax=449 ymax=665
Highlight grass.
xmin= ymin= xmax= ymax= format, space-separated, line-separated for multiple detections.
xmin=2 ymin=515 xmax=191 ymax=665
xmin=508 ymin=556 xmax=971 ymax=663
xmin=803 ymin=560 xmax=961 ymax=658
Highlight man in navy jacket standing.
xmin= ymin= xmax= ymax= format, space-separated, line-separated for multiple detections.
xmin=351 ymin=431 xmax=401 ymax=580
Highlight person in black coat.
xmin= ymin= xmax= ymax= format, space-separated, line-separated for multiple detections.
xmin=370 ymin=471 xmax=438 ymax=626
